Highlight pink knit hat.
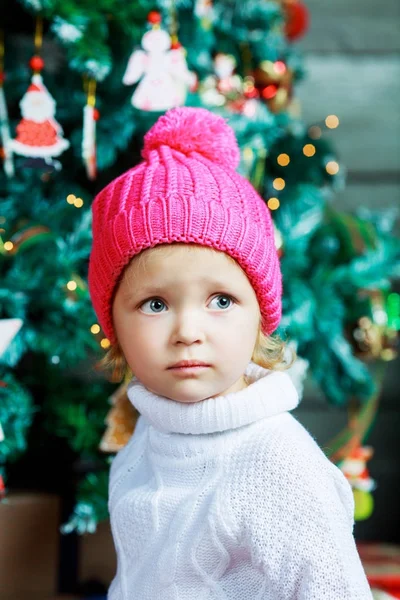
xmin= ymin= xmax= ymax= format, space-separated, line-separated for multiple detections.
xmin=89 ymin=107 xmax=282 ymax=343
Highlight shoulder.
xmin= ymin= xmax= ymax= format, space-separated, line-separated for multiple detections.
xmin=109 ymin=415 xmax=147 ymax=486
xmin=229 ymin=413 xmax=353 ymax=520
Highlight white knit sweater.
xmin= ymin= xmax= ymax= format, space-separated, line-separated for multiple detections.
xmin=108 ymin=362 xmax=373 ymax=599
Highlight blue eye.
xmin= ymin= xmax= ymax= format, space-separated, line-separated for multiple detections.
xmin=210 ymin=295 xmax=234 ymax=310
xmin=140 ymin=298 xmax=166 ymax=313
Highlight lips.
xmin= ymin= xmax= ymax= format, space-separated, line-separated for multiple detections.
xmin=168 ymin=360 xmax=210 ymax=369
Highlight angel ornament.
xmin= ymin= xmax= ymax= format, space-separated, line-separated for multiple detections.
xmin=123 ymin=13 xmax=196 ymax=112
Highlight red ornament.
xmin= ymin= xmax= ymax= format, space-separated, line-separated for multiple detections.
xmin=93 ymin=108 xmax=100 ymax=121
xmin=284 ymin=1 xmax=310 ymax=41
xmin=0 ymin=71 xmax=5 ymax=84
xmin=0 ymin=475 xmax=5 ymax=500
xmin=262 ymin=84 xmax=278 ymax=100
xmin=147 ymin=11 xmax=162 ymax=25
xmin=29 ymin=55 xmax=45 ymax=72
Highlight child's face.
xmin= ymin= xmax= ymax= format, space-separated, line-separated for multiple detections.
xmin=112 ymin=244 xmax=260 ymax=403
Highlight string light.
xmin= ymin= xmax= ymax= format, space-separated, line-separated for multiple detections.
xmin=67 ymin=280 xmax=77 ymax=291
xmin=277 ymin=153 xmax=290 ymax=166
xmin=326 ymin=161 xmax=339 ymax=175
xmin=325 ymin=115 xmax=339 ymax=129
xmin=272 ymin=177 xmax=285 ymax=190
xmin=303 ymin=144 xmax=316 ymax=157
xmin=308 ymin=126 xmax=322 ymax=139
xmin=66 ymin=193 xmax=84 ymax=207
xmin=4 ymin=241 xmax=13 ymax=251
xmin=274 ymin=60 xmax=286 ymax=75
xmin=91 ymin=324 xmax=101 ymax=334
xmin=267 ymin=197 xmax=280 ymax=210
xmin=100 ymin=338 xmax=111 ymax=349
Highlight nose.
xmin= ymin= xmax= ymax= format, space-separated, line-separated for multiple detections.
xmin=172 ymin=310 xmax=205 ymax=345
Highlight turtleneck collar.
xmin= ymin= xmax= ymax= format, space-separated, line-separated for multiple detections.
xmin=127 ymin=362 xmax=299 ymax=435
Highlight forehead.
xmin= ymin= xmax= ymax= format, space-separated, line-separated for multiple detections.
xmin=123 ymin=243 xmax=247 ymax=285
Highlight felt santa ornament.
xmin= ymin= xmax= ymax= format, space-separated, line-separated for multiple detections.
xmin=9 ymin=73 xmax=69 ymax=159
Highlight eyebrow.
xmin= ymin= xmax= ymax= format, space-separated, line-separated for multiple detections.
xmin=131 ymin=277 xmax=235 ymax=297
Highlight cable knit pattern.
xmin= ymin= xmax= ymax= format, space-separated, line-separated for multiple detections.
xmin=108 ymin=362 xmax=373 ymax=599
xmin=88 ymin=107 xmax=282 ymax=343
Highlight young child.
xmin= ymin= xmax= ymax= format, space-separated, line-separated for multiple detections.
xmin=88 ymin=107 xmax=373 ymax=599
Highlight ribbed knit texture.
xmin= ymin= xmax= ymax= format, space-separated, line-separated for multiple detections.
xmin=108 ymin=362 xmax=373 ymax=599
xmin=88 ymin=107 xmax=282 ymax=343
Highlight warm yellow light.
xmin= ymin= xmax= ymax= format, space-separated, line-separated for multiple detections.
xmin=272 ymin=178 xmax=285 ymax=191
xmin=4 ymin=241 xmax=13 ymax=251
xmin=308 ymin=126 xmax=322 ymax=139
xmin=74 ymin=197 xmax=84 ymax=208
xmin=325 ymin=115 xmax=339 ymax=129
xmin=326 ymin=161 xmax=339 ymax=175
xmin=67 ymin=194 xmax=76 ymax=204
xmin=277 ymin=153 xmax=290 ymax=166
xmin=303 ymin=144 xmax=316 ymax=157
xmin=100 ymin=338 xmax=111 ymax=349
xmin=267 ymin=197 xmax=280 ymax=210
xmin=91 ymin=324 xmax=101 ymax=334
xmin=67 ymin=280 xmax=77 ymax=291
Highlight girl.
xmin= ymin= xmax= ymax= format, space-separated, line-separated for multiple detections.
xmin=88 ymin=107 xmax=372 ymax=599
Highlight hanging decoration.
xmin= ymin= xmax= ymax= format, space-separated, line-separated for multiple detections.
xmin=200 ymin=53 xmax=259 ymax=117
xmin=0 ymin=319 xmax=23 ymax=358
xmin=339 ymin=444 xmax=376 ymax=521
xmin=122 ymin=11 xmax=196 ymax=112
xmin=283 ymin=0 xmax=310 ymax=41
xmin=253 ymin=59 xmax=294 ymax=113
xmin=0 ymin=31 xmax=14 ymax=177
xmin=82 ymin=77 xmax=99 ymax=180
xmin=349 ymin=290 xmax=399 ymax=362
xmin=8 ymin=17 xmax=69 ymax=166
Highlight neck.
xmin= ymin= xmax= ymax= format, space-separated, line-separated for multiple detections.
xmin=127 ymin=362 xmax=299 ymax=435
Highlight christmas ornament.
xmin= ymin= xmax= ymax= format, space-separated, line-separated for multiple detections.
xmin=123 ymin=11 xmax=196 ymax=112
xmin=0 ymin=319 xmax=23 ymax=358
xmin=253 ymin=59 xmax=293 ymax=113
xmin=283 ymin=0 xmax=310 ymax=41
xmin=0 ymin=32 xmax=14 ymax=177
xmin=82 ymin=77 xmax=99 ymax=180
xmin=0 ymin=475 xmax=5 ymax=500
xmin=285 ymin=342 xmax=309 ymax=399
xmin=340 ymin=444 xmax=375 ymax=521
xmin=99 ymin=382 xmax=138 ymax=452
xmin=350 ymin=290 xmax=399 ymax=362
xmin=195 ymin=0 xmax=214 ymax=28
xmin=200 ymin=54 xmax=258 ymax=116
xmin=8 ymin=18 xmax=69 ymax=164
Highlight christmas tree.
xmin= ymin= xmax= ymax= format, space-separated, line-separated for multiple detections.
xmin=1 ymin=0 xmax=399 ymax=534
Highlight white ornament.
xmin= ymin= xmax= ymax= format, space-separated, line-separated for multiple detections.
xmin=123 ymin=28 xmax=195 ymax=112
xmin=285 ymin=341 xmax=309 ymax=400
xmin=82 ymin=104 xmax=97 ymax=180
xmin=0 ymin=84 xmax=14 ymax=177
xmin=0 ymin=318 xmax=23 ymax=358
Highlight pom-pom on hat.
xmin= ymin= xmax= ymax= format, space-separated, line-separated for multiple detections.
xmin=89 ymin=107 xmax=282 ymax=343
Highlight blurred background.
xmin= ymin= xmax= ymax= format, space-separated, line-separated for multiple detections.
xmin=0 ymin=0 xmax=399 ymax=598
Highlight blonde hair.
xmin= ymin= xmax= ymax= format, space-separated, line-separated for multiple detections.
xmin=97 ymin=244 xmax=296 ymax=382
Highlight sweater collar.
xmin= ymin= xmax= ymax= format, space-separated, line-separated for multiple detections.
xmin=127 ymin=362 xmax=299 ymax=435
